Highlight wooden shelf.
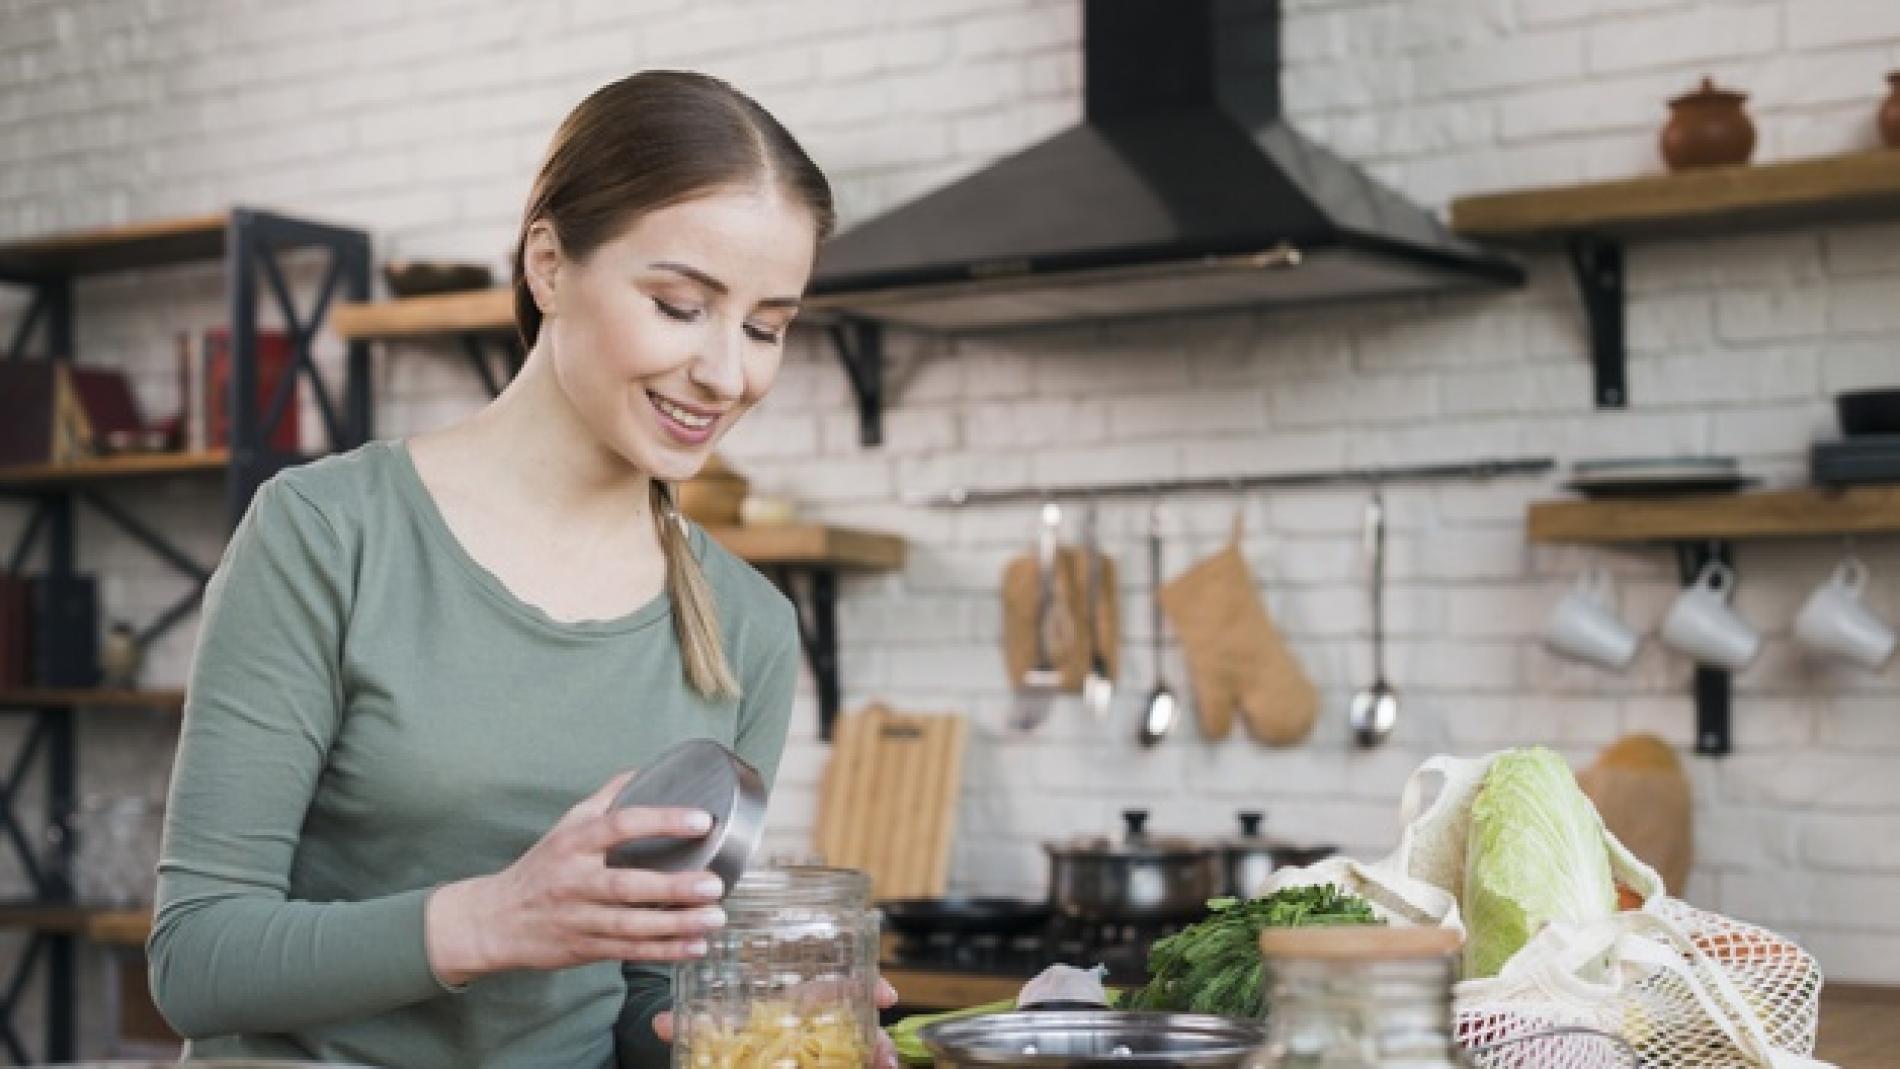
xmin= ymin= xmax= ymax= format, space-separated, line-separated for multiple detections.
xmin=0 ymin=903 xmax=144 ymax=936
xmin=707 ymin=525 xmax=907 ymax=570
xmin=330 ymin=288 xmax=514 ymax=341
xmin=0 ymin=209 xmax=359 ymax=281
xmin=1451 ymin=150 xmax=1900 ymax=247
xmin=0 ymin=689 xmax=185 ymax=711
xmin=0 ymin=213 xmax=229 ymax=279
xmin=85 ymin=908 xmax=152 ymax=948
xmin=1528 ymin=486 xmax=1900 ymax=544
xmin=0 ymin=449 xmax=232 ymax=491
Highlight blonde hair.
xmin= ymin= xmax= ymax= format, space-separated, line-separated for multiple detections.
xmin=652 ymin=481 xmax=741 ymax=701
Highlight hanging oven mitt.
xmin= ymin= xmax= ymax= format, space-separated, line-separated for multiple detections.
xmin=1159 ymin=519 xmax=1318 ymax=744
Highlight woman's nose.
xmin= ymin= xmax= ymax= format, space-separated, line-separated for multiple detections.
xmin=687 ymin=331 xmax=746 ymax=401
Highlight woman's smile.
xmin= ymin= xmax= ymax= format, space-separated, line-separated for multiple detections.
xmin=647 ymin=390 xmax=722 ymax=444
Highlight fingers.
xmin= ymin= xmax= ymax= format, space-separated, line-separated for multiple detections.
xmin=561 ymin=769 xmax=639 ymax=825
xmin=877 ymin=977 xmax=898 ymax=1009
xmin=591 ymin=867 xmax=725 ymax=908
xmin=612 ymin=937 xmax=713 ymax=963
xmin=652 ymin=1011 xmax=675 ymax=1043
xmin=875 ymin=1029 xmax=900 ymax=1069
xmin=572 ymin=804 xmax=713 ymax=855
xmin=577 ymin=904 xmax=726 ymax=943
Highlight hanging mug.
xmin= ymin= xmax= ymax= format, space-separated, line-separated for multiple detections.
xmin=1795 ymin=557 xmax=1897 ymax=669
xmin=1544 ymin=566 xmax=1641 ymax=669
xmin=1661 ymin=562 xmax=1761 ymax=669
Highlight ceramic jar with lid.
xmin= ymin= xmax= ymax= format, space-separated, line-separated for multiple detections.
xmin=1660 ymin=76 xmax=1755 ymax=171
xmin=1879 ymin=72 xmax=1900 ymax=150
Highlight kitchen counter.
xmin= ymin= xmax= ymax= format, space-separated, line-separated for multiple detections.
xmin=885 ymin=965 xmax=1896 ymax=1065
xmin=1814 ymin=984 xmax=1900 ymax=1068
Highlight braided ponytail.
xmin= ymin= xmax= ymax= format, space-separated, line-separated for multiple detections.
xmin=651 ymin=481 xmax=740 ymax=701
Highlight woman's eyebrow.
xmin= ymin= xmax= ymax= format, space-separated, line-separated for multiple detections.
xmin=649 ymin=260 xmax=801 ymax=309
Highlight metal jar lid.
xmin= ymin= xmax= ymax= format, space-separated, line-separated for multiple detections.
xmin=605 ymin=738 xmax=766 ymax=892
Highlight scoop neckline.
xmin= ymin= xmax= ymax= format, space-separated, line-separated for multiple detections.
xmin=385 ymin=438 xmax=681 ymax=638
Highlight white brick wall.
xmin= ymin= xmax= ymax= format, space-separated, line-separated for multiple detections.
xmin=5 ymin=0 xmax=1900 ymax=1050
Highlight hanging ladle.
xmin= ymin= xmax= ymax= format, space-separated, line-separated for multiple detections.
xmin=1081 ymin=499 xmax=1114 ymax=721
xmin=1137 ymin=502 xmax=1178 ymax=747
xmin=1349 ymin=488 xmax=1399 ymax=747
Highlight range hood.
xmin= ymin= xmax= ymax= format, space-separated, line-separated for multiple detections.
xmin=808 ymin=0 xmax=1524 ymax=332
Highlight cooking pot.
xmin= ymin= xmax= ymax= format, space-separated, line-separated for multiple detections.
xmin=1218 ymin=810 xmax=1337 ymax=899
xmin=1045 ymin=810 xmax=1218 ymax=923
xmin=921 ymin=1010 xmax=1266 ymax=1069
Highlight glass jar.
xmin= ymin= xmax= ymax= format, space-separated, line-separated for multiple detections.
xmin=673 ymin=865 xmax=879 ymax=1069
xmin=1248 ymin=926 xmax=1469 ymax=1069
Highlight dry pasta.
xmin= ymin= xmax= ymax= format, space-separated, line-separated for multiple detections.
xmin=679 ymin=999 xmax=870 ymax=1069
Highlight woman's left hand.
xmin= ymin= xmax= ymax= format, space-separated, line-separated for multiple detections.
xmin=653 ymin=977 xmax=901 ymax=1068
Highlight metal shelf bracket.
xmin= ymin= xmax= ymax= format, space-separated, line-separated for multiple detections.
xmin=770 ymin=567 xmax=843 ymax=742
xmin=1567 ymin=235 xmax=1627 ymax=409
xmin=826 ymin=318 xmax=884 ymax=447
xmin=1675 ymin=539 xmax=1735 ymax=756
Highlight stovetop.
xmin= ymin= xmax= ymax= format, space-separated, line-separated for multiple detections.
xmin=883 ymin=916 xmax=1191 ymax=987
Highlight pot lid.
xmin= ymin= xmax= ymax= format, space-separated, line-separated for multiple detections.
xmin=920 ymin=1011 xmax=1266 ymax=1067
xmin=1045 ymin=810 xmax=1212 ymax=860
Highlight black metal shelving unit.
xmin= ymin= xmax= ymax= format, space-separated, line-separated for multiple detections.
xmin=0 ymin=207 xmax=371 ymax=1064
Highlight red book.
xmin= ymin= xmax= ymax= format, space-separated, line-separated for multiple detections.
xmin=0 ymin=363 xmax=60 ymax=466
xmin=65 ymin=367 xmax=145 ymax=451
xmin=204 ymin=328 xmax=300 ymax=454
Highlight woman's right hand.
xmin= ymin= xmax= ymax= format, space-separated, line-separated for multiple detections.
xmin=425 ymin=770 xmax=729 ymax=986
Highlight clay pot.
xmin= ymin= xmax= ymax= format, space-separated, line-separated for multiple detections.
xmin=1880 ymin=72 xmax=1900 ymax=150
xmin=1660 ymin=76 xmax=1755 ymax=171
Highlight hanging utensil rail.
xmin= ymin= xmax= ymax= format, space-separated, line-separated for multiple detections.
xmin=913 ymin=458 xmax=1556 ymax=507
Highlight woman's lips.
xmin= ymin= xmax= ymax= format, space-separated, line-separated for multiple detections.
xmin=648 ymin=391 xmax=720 ymax=445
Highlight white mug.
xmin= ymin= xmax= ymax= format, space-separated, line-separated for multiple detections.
xmin=1544 ymin=567 xmax=1640 ymax=669
xmin=1795 ymin=557 xmax=1897 ymax=669
xmin=1661 ymin=562 xmax=1761 ymax=669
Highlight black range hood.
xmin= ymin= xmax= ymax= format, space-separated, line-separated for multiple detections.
xmin=808 ymin=0 xmax=1524 ymax=332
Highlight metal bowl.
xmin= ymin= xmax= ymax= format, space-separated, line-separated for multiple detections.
xmin=921 ymin=1011 xmax=1266 ymax=1069
xmin=605 ymin=738 xmax=766 ymax=891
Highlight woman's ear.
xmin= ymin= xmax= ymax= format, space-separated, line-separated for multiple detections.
xmin=522 ymin=220 xmax=562 ymax=317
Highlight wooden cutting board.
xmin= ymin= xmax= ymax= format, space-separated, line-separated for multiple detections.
xmin=1577 ymin=733 xmax=1694 ymax=896
xmin=815 ymin=704 xmax=969 ymax=901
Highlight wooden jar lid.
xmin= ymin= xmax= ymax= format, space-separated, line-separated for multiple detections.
xmin=1258 ymin=925 xmax=1463 ymax=961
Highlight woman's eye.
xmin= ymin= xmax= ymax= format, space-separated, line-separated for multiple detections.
xmin=744 ymin=324 xmax=784 ymax=345
xmin=654 ymin=298 xmax=702 ymax=322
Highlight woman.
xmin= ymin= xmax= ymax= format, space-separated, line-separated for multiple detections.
xmin=149 ymin=71 xmax=892 ymax=1068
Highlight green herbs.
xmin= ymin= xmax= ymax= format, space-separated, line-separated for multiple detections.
xmin=1125 ymin=885 xmax=1382 ymax=1019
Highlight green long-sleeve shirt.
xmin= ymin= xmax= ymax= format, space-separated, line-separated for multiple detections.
xmin=150 ymin=439 xmax=798 ymax=1068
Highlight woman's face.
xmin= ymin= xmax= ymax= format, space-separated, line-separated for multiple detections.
xmin=528 ymin=186 xmax=818 ymax=483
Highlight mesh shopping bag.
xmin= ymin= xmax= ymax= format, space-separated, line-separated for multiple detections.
xmin=1264 ymin=752 xmax=1830 ymax=1069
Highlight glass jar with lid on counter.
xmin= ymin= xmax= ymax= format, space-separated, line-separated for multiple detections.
xmin=1246 ymin=926 xmax=1634 ymax=1069
xmin=673 ymin=865 xmax=880 ymax=1069
xmin=1249 ymin=926 xmax=1470 ymax=1069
